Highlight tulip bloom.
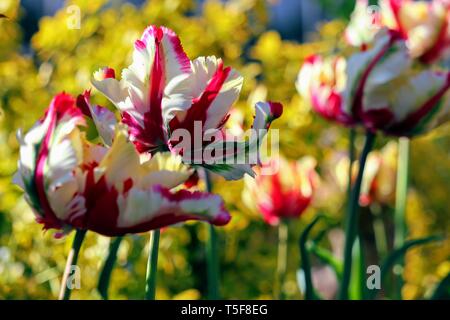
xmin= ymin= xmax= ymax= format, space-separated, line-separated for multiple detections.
xmin=243 ymin=157 xmax=319 ymax=226
xmin=297 ymin=55 xmax=355 ymax=126
xmin=359 ymin=142 xmax=398 ymax=206
xmin=92 ymin=26 xmax=283 ymax=180
xmin=318 ymin=144 xmax=395 ymax=208
xmin=381 ymin=0 xmax=450 ymax=64
xmin=92 ymin=26 xmax=193 ymax=154
xmin=343 ymin=29 xmax=450 ymax=136
xmin=14 ymin=93 xmax=230 ymax=237
xmin=346 ymin=0 xmax=450 ymax=64
xmin=345 ymin=0 xmax=383 ymax=49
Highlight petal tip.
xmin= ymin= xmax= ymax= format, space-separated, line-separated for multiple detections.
xmin=268 ymin=101 xmax=283 ymax=119
xmin=212 ymin=210 xmax=232 ymax=226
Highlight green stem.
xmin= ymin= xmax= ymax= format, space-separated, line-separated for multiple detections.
xmin=339 ymin=131 xmax=376 ymax=300
xmin=206 ymin=224 xmax=220 ymax=299
xmin=98 ymin=236 xmax=123 ymax=300
xmin=145 ymin=229 xmax=160 ymax=300
xmin=58 ymin=229 xmax=87 ymax=300
xmin=393 ymin=137 xmax=410 ymax=298
xmin=274 ymin=220 xmax=288 ymax=299
xmin=347 ymin=128 xmax=356 ymax=202
xmin=394 ymin=138 xmax=409 ymax=247
xmin=203 ymin=169 xmax=220 ymax=300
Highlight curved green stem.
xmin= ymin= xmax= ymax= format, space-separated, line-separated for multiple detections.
xmin=299 ymin=215 xmax=323 ymax=300
xmin=274 ymin=220 xmax=288 ymax=299
xmin=307 ymin=242 xmax=343 ymax=279
xmin=59 ymin=229 xmax=87 ymax=300
xmin=145 ymin=229 xmax=160 ymax=300
xmin=339 ymin=132 xmax=376 ymax=300
xmin=98 ymin=236 xmax=123 ymax=300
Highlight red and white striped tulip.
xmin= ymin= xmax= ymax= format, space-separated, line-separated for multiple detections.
xmin=92 ymin=26 xmax=283 ymax=180
xmin=343 ymin=29 xmax=450 ymax=136
xmin=92 ymin=26 xmax=281 ymax=179
xmin=92 ymin=26 xmax=193 ymax=153
xmin=14 ymin=93 xmax=231 ymax=237
xmin=381 ymin=0 xmax=450 ymax=64
xmin=345 ymin=0 xmax=383 ymax=49
xmin=346 ymin=0 xmax=450 ymax=64
xmin=297 ymin=55 xmax=355 ymax=126
xmin=359 ymin=142 xmax=398 ymax=207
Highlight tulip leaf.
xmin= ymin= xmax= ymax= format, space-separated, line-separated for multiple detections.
xmin=307 ymin=241 xmax=343 ymax=279
xmin=299 ymin=215 xmax=323 ymax=300
xmin=311 ymin=220 xmax=339 ymax=244
xmin=367 ymin=235 xmax=443 ymax=300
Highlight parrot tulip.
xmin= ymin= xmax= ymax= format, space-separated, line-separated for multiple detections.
xmin=346 ymin=0 xmax=450 ymax=64
xmin=297 ymin=55 xmax=355 ymax=126
xmin=359 ymin=142 xmax=398 ymax=207
xmin=343 ymin=29 xmax=450 ymax=136
xmin=92 ymin=26 xmax=283 ymax=180
xmin=14 ymin=93 xmax=231 ymax=237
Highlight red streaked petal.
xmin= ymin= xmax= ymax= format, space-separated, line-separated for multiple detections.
xmin=420 ymin=10 xmax=450 ymax=64
xmin=388 ymin=71 xmax=450 ymax=135
xmin=159 ymin=26 xmax=191 ymax=75
xmin=121 ymin=26 xmax=193 ymax=152
xmin=94 ymin=67 xmax=116 ymax=80
xmin=169 ymin=59 xmax=232 ymax=134
xmin=354 ymin=30 xmax=404 ymax=116
xmin=102 ymin=67 xmax=116 ymax=79
xmin=80 ymin=184 xmax=231 ymax=237
xmin=76 ymin=90 xmax=117 ymax=146
xmin=34 ymin=93 xmax=84 ymax=230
